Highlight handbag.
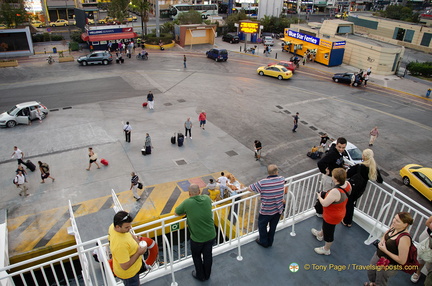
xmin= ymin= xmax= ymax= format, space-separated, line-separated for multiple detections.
xmin=90 ymin=153 xmax=98 ymax=161
xmin=395 ymin=232 xmax=420 ymax=274
xmin=137 ymin=182 xmax=143 ymax=189
xmin=348 ymin=165 xmax=367 ymax=201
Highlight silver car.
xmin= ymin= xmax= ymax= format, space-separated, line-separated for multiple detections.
xmin=0 ymin=101 xmax=49 ymax=128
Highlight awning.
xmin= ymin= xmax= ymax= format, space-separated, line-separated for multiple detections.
xmin=81 ymin=32 xmax=137 ymax=42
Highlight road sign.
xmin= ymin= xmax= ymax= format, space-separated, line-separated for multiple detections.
xmin=47 ymin=28 xmax=51 ymax=32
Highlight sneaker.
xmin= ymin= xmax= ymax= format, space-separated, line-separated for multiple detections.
xmin=314 ymin=246 xmax=331 ymax=255
xmin=190 ymin=137 xmax=192 ymax=139
xmin=316 ymin=213 xmax=323 ymax=218
xmin=411 ymin=273 xmax=420 ymax=283
xmin=311 ymin=228 xmax=323 ymax=241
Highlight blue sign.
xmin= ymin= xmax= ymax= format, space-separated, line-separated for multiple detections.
xmin=46 ymin=28 xmax=51 ymax=32
xmin=333 ymin=41 xmax=346 ymax=46
xmin=287 ymin=30 xmax=320 ymax=45
xmin=88 ymin=28 xmax=124 ymax=35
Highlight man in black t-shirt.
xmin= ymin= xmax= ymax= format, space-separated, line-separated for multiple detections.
xmin=292 ymin=112 xmax=299 ymax=132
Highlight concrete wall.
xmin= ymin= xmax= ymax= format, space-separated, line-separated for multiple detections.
xmin=349 ymin=15 xmax=432 ymax=53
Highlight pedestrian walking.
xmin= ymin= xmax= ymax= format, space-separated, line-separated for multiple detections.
xmin=38 ymin=161 xmax=55 ymax=183
xmin=16 ymin=164 xmax=27 ymax=177
xmin=123 ymin=121 xmax=132 ymax=143
xmin=367 ymin=67 xmax=372 ymax=75
xmin=184 ymin=117 xmax=192 ymax=139
xmin=292 ymin=112 xmax=299 ymax=132
xmin=11 ymin=146 xmax=24 ymax=165
xmin=318 ymin=133 xmax=330 ymax=152
xmin=130 ymin=172 xmax=140 ymax=201
xmin=184 ymin=55 xmax=187 ymax=68
xmin=199 ymin=111 xmax=207 ymax=130
xmin=147 ymin=90 xmax=154 ymax=110
xmin=14 ymin=170 xmax=29 ymax=197
xmin=369 ymin=126 xmax=379 ymax=146
xmin=303 ymin=56 xmax=307 ymax=65
xmin=86 ymin=147 xmax=100 ymax=171
xmin=254 ymin=140 xmax=262 ymax=161
xmin=108 ymin=211 xmax=147 ymax=285
xmin=175 ymin=184 xmax=216 ymax=281
xmin=144 ymin=133 xmax=152 ymax=155
xmin=248 ymin=164 xmax=287 ymax=248
xmin=363 ymin=73 xmax=369 ymax=87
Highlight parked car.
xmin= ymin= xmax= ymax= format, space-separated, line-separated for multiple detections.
xmin=263 ymin=36 xmax=274 ymax=46
xmin=0 ymin=101 xmax=49 ymax=128
xmin=31 ymin=20 xmax=44 ymax=28
xmin=327 ymin=140 xmax=363 ymax=167
xmin=0 ymin=24 xmax=6 ymax=29
xmin=268 ymin=61 xmax=297 ymax=73
xmin=257 ymin=65 xmax=293 ymax=80
xmin=400 ymin=164 xmax=432 ymax=201
xmin=222 ymin=34 xmax=239 ymax=44
xmin=98 ymin=17 xmax=115 ymax=24
xmin=77 ymin=51 xmax=113 ymax=66
xmin=332 ymin=72 xmax=363 ymax=87
xmin=206 ymin=48 xmax=228 ymax=62
xmin=49 ymin=19 xmax=68 ymax=27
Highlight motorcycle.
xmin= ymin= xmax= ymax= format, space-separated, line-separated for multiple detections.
xmin=136 ymin=52 xmax=148 ymax=60
xmin=47 ymin=55 xmax=54 ymax=64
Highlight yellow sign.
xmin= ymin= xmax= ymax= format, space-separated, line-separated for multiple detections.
xmin=240 ymin=22 xmax=259 ymax=34
xmin=320 ymin=39 xmax=332 ymax=49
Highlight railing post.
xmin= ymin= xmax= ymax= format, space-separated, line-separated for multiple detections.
xmin=231 ymin=212 xmax=243 ymax=261
xmin=162 ymin=235 xmax=178 ymax=286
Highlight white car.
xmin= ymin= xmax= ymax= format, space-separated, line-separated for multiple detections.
xmin=263 ymin=36 xmax=274 ymax=46
xmin=327 ymin=140 xmax=363 ymax=167
xmin=0 ymin=101 xmax=49 ymax=128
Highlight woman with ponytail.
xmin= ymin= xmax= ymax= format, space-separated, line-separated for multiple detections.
xmin=342 ymin=149 xmax=383 ymax=227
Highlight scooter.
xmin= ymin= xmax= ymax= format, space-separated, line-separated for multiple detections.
xmin=47 ymin=55 xmax=54 ymax=64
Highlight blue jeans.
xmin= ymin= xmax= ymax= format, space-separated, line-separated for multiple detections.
xmin=257 ymin=213 xmax=281 ymax=247
xmin=121 ymin=272 xmax=140 ymax=286
xmin=191 ymin=238 xmax=215 ymax=280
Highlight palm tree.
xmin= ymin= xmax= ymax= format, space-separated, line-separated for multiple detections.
xmin=131 ymin=0 xmax=151 ymax=36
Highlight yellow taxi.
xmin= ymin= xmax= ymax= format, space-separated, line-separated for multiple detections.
xmin=0 ymin=24 xmax=6 ymax=29
xmin=400 ymin=164 xmax=432 ymax=201
xmin=87 ymin=18 xmax=95 ymax=24
xmin=98 ymin=17 xmax=114 ymax=24
xmin=257 ymin=64 xmax=293 ymax=80
xmin=49 ymin=19 xmax=68 ymax=27
xmin=31 ymin=20 xmax=44 ymax=27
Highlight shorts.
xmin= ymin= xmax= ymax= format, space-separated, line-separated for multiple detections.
xmin=41 ymin=173 xmax=50 ymax=179
xmin=200 ymin=120 xmax=206 ymax=125
xmin=90 ymin=159 xmax=97 ymax=163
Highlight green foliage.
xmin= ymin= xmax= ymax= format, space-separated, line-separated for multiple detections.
xmin=143 ymin=33 xmax=173 ymax=45
xmin=379 ymin=5 xmax=418 ymax=22
xmin=406 ymin=61 xmax=432 ymax=77
xmin=109 ymin=0 xmax=130 ymax=22
xmin=69 ymin=41 xmax=79 ymax=51
xmin=70 ymin=30 xmax=85 ymax=43
xmin=225 ymin=10 xmax=248 ymax=32
xmin=32 ymin=33 xmax=64 ymax=42
xmin=130 ymin=0 xmax=151 ymax=35
xmin=177 ymin=10 xmax=203 ymax=25
xmin=260 ymin=15 xmax=301 ymax=33
xmin=160 ymin=21 xmax=177 ymax=34
xmin=0 ymin=1 xmax=27 ymax=28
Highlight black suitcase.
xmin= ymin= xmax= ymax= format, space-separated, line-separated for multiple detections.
xmin=171 ymin=134 xmax=176 ymax=144
xmin=177 ymin=133 xmax=184 ymax=147
xmin=25 ymin=160 xmax=36 ymax=172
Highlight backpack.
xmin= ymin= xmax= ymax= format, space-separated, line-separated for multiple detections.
xmin=41 ymin=163 xmax=49 ymax=173
xmin=348 ymin=165 xmax=367 ymax=201
xmin=395 ymin=232 xmax=420 ymax=274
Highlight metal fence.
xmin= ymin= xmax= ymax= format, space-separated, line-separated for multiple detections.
xmin=0 ymin=168 xmax=429 ymax=286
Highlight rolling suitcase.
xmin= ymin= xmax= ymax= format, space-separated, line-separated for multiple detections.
xmin=177 ymin=133 xmax=184 ymax=147
xmin=25 ymin=160 xmax=36 ymax=172
xmin=171 ymin=133 xmax=176 ymax=144
xmin=100 ymin=159 xmax=109 ymax=166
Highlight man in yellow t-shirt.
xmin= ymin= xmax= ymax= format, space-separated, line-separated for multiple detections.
xmin=108 ymin=211 xmax=147 ymax=286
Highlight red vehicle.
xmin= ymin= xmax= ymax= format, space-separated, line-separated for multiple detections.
xmin=268 ymin=61 xmax=297 ymax=73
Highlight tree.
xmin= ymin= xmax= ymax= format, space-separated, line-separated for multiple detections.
xmin=225 ymin=10 xmax=248 ymax=32
xmin=379 ymin=5 xmax=418 ymax=22
xmin=131 ymin=0 xmax=151 ymax=36
xmin=177 ymin=10 xmax=203 ymax=25
xmin=109 ymin=0 xmax=129 ymax=23
xmin=0 ymin=0 xmax=27 ymax=28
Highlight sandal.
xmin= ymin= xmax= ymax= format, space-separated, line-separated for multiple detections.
xmin=341 ymin=221 xmax=352 ymax=228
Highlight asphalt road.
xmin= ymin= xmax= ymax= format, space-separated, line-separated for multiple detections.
xmin=0 ymin=49 xmax=431 ymax=209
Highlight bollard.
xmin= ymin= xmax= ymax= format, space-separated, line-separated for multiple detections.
xmin=275 ymin=53 xmax=278 ymax=59
xmin=240 ymin=46 xmax=242 ymax=52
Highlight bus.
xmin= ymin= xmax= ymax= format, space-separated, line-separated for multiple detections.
xmin=232 ymin=7 xmax=258 ymax=18
xmin=169 ymin=4 xmax=218 ymax=20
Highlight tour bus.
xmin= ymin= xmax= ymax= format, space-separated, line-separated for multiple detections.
xmin=169 ymin=4 xmax=218 ymax=20
xmin=232 ymin=6 xmax=258 ymax=18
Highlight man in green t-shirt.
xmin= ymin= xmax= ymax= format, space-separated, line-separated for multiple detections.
xmin=175 ymin=184 xmax=216 ymax=281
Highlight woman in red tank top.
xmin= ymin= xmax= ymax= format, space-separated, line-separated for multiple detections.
xmin=311 ymin=168 xmax=351 ymax=255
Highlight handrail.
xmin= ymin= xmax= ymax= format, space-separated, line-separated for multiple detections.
xmin=364 ymin=202 xmax=391 ymax=245
xmin=162 ymin=234 xmax=178 ymax=286
xmin=231 ymin=211 xmax=243 ymax=261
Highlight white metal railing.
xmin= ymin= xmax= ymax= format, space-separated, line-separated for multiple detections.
xmin=1 ymin=169 xmax=430 ymax=286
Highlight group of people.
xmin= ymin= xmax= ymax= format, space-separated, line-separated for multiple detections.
xmin=11 ymin=146 xmax=55 ymax=197
xmin=351 ymin=67 xmax=372 ymax=87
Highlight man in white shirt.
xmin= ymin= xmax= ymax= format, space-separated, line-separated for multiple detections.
xmin=11 ymin=146 xmax=24 ymax=165
xmin=14 ymin=170 xmax=29 ymax=197
xmin=123 ymin=122 xmax=132 ymax=143
xmin=217 ymin=172 xmax=229 ymax=198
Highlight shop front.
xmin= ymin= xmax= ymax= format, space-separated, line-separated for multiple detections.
xmin=81 ymin=27 xmax=137 ymax=51
xmin=283 ymin=29 xmax=346 ymax=67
